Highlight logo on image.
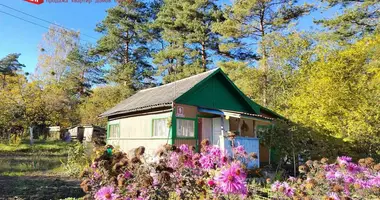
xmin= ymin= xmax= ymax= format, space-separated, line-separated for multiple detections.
xmin=25 ymin=0 xmax=44 ymax=5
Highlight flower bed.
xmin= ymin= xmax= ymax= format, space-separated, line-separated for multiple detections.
xmin=80 ymin=141 xmax=379 ymax=200
xmin=271 ymin=157 xmax=380 ymax=199
xmin=80 ymin=140 xmax=256 ymax=199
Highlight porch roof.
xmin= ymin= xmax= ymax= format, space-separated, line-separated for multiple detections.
xmin=198 ymin=107 xmax=273 ymax=122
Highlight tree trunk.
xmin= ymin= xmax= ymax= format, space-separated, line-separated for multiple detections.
xmin=201 ymin=41 xmax=207 ymax=70
xmin=259 ymin=8 xmax=269 ymax=107
xmin=2 ymin=74 xmax=6 ymax=89
xmin=125 ymin=41 xmax=129 ymax=64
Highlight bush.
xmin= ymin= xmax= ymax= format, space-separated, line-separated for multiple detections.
xmin=270 ymin=156 xmax=380 ymax=199
xmin=62 ymin=142 xmax=91 ymax=177
xmin=80 ymin=140 xmax=257 ymax=199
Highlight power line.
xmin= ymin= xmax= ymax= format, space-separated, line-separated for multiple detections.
xmin=0 ymin=10 xmax=94 ymax=44
xmin=0 ymin=10 xmax=50 ymax=30
xmin=0 ymin=3 xmax=98 ymax=42
xmin=0 ymin=6 xmax=113 ymax=69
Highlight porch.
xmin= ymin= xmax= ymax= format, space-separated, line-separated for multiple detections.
xmin=173 ymin=105 xmax=273 ymax=168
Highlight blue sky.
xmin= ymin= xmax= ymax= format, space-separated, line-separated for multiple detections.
xmin=0 ymin=0 xmax=338 ymax=74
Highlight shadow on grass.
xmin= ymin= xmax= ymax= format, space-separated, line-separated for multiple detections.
xmin=0 ymin=156 xmax=64 ymax=174
xmin=0 ymin=175 xmax=84 ymax=200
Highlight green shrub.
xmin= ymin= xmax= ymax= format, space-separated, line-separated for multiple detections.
xmin=61 ymin=142 xmax=91 ymax=177
xmin=9 ymin=134 xmax=22 ymax=145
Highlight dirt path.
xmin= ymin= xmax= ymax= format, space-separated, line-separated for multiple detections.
xmin=0 ymin=175 xmax=84 ymax=200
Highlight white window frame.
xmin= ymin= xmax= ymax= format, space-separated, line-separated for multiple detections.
xmin=152 ymin=118 xmax=170 ymax=138
xmin=176 ymin=118 xmax=195 ymax=138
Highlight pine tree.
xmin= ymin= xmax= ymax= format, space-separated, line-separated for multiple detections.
xmin=316 ymin=0 xmax=379 ymax=40
xmin=93 ymin=0 xmax=155 ymax=91
xmin=213 ymin=0 xmax=314 ymax=107
xmin=0 ymin=53 xmax=25 ymax=89
xmin=63 ymin=45 xmax=105 ymax=98
xmin=153 ymin=0 xmax=222 ymax=83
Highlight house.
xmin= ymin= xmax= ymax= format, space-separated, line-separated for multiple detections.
xmin=100 ymin=68 xmax=282 ymax=167
xmin=68 ymin=125 xmax=106 ymax=143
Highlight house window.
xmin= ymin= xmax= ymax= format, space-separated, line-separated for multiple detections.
xmin=108 ymin=124 xmax=120 ymax=138
xmin=176 ymin=119 xmax=195 ymax=137
xmin=152 ymin=118 xmax=170 ymax=137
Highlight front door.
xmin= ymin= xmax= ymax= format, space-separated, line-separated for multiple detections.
xmin=212 ymin=117 xmax=229 ymax=146
xmin=199 ymin=118 xmax=212 ymax=144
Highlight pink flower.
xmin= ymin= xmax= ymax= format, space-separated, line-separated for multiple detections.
xmin=215 ymin=163 xmax=247 ymax=195
xmin=288 ymin=176 xmax=297 ymax=182
xmin=271 ymin=181 xmax=281 ymax=191
xmin=208 ymin=180 xmax=216 ymax=187
xmin=91 ymin=162 xmax=98 ymax=169
xmin=337 ymin=156 xmax=352 ymax=166
xmin=327 ymin=192 xmax=340 ymax=200
xmin=179 ymin=144 xmax=192 ymax=155
xmin=346 ymin=163 xmax=360 ymax=173
xmin=338 ymin=156 xmax=352 ymax=162
xmin=209 ymin=146 xmax=221 ymax=157
xmin=326 ymin=171 xmax=336 ymax=180
xmin=199 ymin=155 xmax=214 ymax=169
xmin=284 ymin=186 xmax=295 ymax=197
xmin=233 ymin=145 xmax=246 ymax=156
xmin=124 ymin=171 xmax=132 ymax=179
xmin=95 ymin=186 xmax=119 ymax=200
xmin=168 ymin=152 xmax=179 ymax=169
xmin=368 ymin=175 xmax=380 ymax=187
xmin=93 ymin=171 xmax=101 ymax=179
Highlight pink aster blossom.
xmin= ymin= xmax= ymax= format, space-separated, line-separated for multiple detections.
xmin=271 ymin=181 xmax=282 ymax=191
xmin=199 ymin=155 xmax=214 ymax=169
xmin=93 ymin=171 xmax=101 ymax=179
xmin=124 ymin=171 xmax=132 ymax=179
xmin=168 ymin=152 xmax=180 ymax=169
xmin=215 ymin=163 xmax=247 ymax=195
xmin=346 ymin=163 xmax=360 ymax=173
xmin=338 ymin=156 xmax=352 ymax=162
xmin=284 ymin=186 xmax=295 ymax=197
xmin=326 ymin=171 xmax=336 ymax=180
xmin=209 ymin=146 xmax=222 ymax=157
xmin=233 ymin=145 xmax=246 ymax=156
xmin=91 ymin=162 xmax=98 ymax=169
xmin=327 ymin=192 xmax=340 ymax=200
xmin=288 ymin=176 xmax=297 ymax=182
xmin=179 ymin=144 xmax=192 ymax=155
xmin=95 ymin=186 xmax=119 ymax=200
xmin=208 ymin=180 xmax=216 ymax=187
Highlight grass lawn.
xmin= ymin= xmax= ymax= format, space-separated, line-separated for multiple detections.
xmin=0 ymin=140 xmax=85 ymax=199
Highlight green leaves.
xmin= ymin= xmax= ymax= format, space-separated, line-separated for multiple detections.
xmin=316 ymin=0 xmax=380 ymax=41
xmin=0 ymin=53 xmax=25 ymax=75
xmin=94 ymin=0 xmax=155 ymax=90
xmin=153 ymin=0 xmax=222 ymax=82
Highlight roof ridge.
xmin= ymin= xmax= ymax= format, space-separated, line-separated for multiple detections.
xmin=139 ymin=68 xmax=219 ymax=93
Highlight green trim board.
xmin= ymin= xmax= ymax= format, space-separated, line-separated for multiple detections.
xmin=171 ymin=115 xmax=200 ymax=150
xmin=106 ymin=122 xmax=109 ymax=142
xmin=107 ymin=121 xmax=120 ymax=141
xmin=171 ymin=109 xmax=176 ymax=145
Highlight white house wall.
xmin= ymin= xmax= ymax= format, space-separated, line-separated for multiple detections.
xmin=107 ymin=112 xmax=172 ymax=154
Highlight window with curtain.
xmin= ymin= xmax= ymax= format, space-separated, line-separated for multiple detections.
xmin=176 ymin=119 xmax=195 ymax=137
xmin=153 ymin=118 xmax=170 ymax=137
xmin=109 ymin=124 xmax=119 ymax=138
